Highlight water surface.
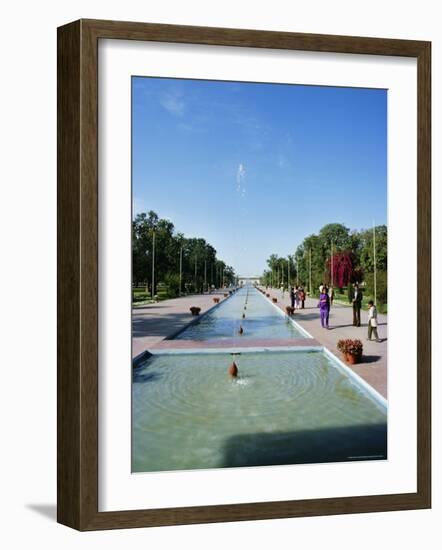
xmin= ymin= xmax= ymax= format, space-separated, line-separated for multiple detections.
xmin=132 ymin=351 xmax=387 ymax=472
xmin=175 ymin=286 xmax=305 ymax=340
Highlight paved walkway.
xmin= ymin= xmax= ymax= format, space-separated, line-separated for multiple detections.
xmin=260 ymin=287 xmax=388 ymax=398
xmin=132 ymin=290 xmax=231 ymax=357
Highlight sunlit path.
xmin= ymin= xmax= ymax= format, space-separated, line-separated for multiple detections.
xmin=132 ymin=290 xmax=229 ymax=357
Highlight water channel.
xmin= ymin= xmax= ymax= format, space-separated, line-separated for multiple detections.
xmin=132 ymin=286 xmax=387 ymax=472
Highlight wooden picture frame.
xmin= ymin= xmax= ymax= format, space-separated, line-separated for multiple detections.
xmin=57 ymin=19 xmax=431 ymax=530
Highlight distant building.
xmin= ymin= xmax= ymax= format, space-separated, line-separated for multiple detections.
xmin=237 ymin=276 xmax=261 ymax=285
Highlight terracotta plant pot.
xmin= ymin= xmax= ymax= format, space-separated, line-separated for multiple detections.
xmin=190 ymin=306 xmax=201 ymax=316
xmin=213 ymin=298 xmax=220 ymax=304
xmin=337 ymin=339 xmax=363 ymax=364
xmin=272 ymin=298 xmax=277 ymax=303
xmin=223 ymin=293 xmax=228 ymax=297
xmin=266 ymin=293 xmax=270 ymax=298
xmin=285 ymin=306 xmax=294 ymax=315
xmin=344 ymin=352 xmax=361 ymax=365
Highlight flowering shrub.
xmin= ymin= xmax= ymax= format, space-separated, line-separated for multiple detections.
xmin=326 ymin=251 xmax=357 ymax=289
xmin=337 ymin=339 xmax=363 ymax=356
xmin=189 ymin=306 xmax=201 ymax=316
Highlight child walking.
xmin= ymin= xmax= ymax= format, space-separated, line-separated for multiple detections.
xmin=367 ymin=300 xmax=381 ymax=342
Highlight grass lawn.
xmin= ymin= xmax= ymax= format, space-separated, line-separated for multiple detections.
xmin=133 ymin=288 xmax=153 ymax=305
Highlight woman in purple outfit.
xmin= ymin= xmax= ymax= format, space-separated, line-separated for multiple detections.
xmin=318 ymin=286 xmax=330 ymax=329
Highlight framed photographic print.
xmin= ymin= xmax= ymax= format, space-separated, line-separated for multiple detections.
xmin=57 ymin=19 xmax=431 ymax=530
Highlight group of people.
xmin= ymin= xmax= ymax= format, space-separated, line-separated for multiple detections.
xmin=289 ymin=286 xmax=306 ymax=310
xmin=348 ymin=282 xmax=380 ymax=341
xmin=317 ymin=281 xmax=381 ymax=342
xmin=272 ymin=280 xmax=382 ymax=342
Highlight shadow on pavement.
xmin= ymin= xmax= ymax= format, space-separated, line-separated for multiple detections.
xmin=292 ymin=313 xmax=319 ymax=321
xmin=328 ymin=323 xmax=357 ymax=330
xmin=132 ymin=312 xmax=192 ymax=338
xmin=360 ymin=355 xmax=382 ymax=364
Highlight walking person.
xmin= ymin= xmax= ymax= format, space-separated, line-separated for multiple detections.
xmin=290 ymin=286 xmax=295 ymax=310
xmin=318 ymin=286 xmax=330 ymax=329
xmin=294 ymin=286 xmax=301 ymax=310
xmin=299 ymin=286 xmax=306 ymax=309
xmin=351 ymin=282 xmax=363 ymax=327
xmin=367 ymin=300 xmax=381 ymax=342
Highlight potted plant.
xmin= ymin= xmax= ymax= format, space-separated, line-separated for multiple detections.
xmin=266 ymin=293 xmax=270 ymax=298
xmin=213 ymin=297 xmax=220 ymax=304
xmin=285 ymin=305 xmax=294 ymax=315
xmin=272 ymin=297 xmax=277 ymax=303
xmin=223 ymin=293 xmax=228 ymax=297
xmin=189 ymin=306 xmax=201 ymax=316
xmin=337 ymin=339 xmax=363 ymax=364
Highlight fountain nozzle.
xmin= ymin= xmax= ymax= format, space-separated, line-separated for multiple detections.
xmin=228 ymin=361 xmax=238 ymax=377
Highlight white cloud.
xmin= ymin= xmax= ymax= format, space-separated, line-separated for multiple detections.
xmin=236 ymin=163 xmax=246 ymax=197
xmin=159 ymin=92 xmax=185 ymax=116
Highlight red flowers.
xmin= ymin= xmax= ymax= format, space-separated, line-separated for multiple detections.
xmin=337 ymin=339 xmax=363 ymax=356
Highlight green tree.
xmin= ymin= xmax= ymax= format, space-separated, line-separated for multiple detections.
xmin=132 ymin=211 xmax=161 ymax=287
xmin=262 ymin=222 xmax=387 ymax=304
xmin=266 ymin=254 xmax=279 ymax=287
xmin=318 ymin=223 xmax=351 ymax=251
xmin=359 ymin=225 xmax=387 ymax=272
xmin=132 ymin=209 xmax=235 ymax=299
xmin=295 ymin=234 xmax=323 ymax=293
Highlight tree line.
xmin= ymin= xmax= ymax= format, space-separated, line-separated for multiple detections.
xmin=261 ymin=222 xmax=387 ymax=307
xmin=133 ymin=210 xmax=236 ymax=297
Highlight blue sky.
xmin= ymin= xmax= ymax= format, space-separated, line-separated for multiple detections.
xmin=132 ymin=77 xmax=387 ymax=276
